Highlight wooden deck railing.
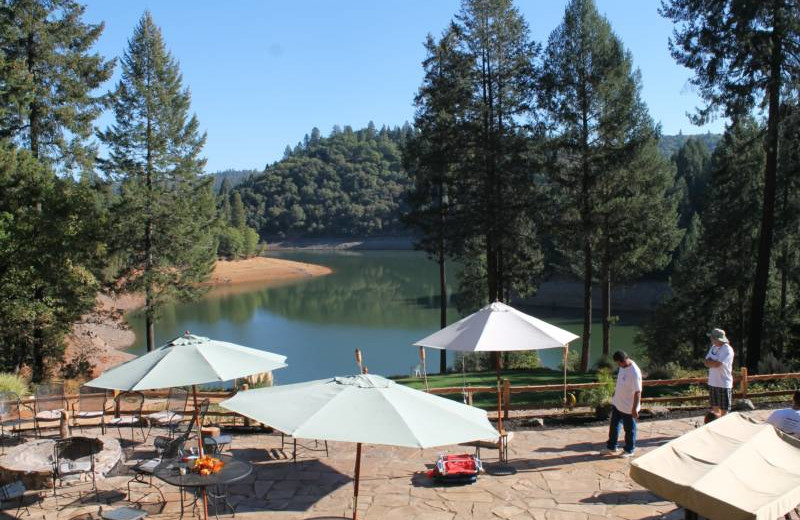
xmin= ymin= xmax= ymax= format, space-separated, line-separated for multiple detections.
xmin=10 ymin=370 xmax=800 ymax=430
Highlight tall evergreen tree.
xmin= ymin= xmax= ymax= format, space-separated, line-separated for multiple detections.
xmin=405 ymin=25 xmax=473 ymax=373
xmin=98 ymin=12 xmax=215 ymax=352
xmin=0 ymin=0 xmax=113 ymax=171
xmin=661 ymin=0 xmax=800 ymax=371
xmin=540 ymin=0 xmax=665 ymax=370
xmin=672 ymin=137 xmax=711 ymax=226
xmin=230 ymin=191 xmax=246 ymax=229
xmin=0 ymin=146 xmax=105 ymax=380
xmin=453 ymin=0 xmax=542 ymax=305
xmin=640 ymin=119 xmax=765 ymax=365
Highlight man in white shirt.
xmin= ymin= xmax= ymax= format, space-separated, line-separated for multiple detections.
xmin=605 ymin=350 xmax=642 ymax=458
xmin=704 ymin=328 xmax=734 ymax=416
xmin=766 ymin=390 xmax=800 ymax=436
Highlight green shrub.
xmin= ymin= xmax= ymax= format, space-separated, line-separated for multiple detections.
xmin=758 ymin=352 xmax=788 ymax=374
xmin=580 ymin=368 xmax=615 ymax=407
xmin=560 ymin=348 xmax=581 ymax=373
xmin=0 ymin=373 xmax=29 ymax=397
xmin=504 ymin=351 xmax=541 ymax=370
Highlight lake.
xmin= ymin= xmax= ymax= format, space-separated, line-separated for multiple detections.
xmin=126 ymin=250 xmax=646 ymax=384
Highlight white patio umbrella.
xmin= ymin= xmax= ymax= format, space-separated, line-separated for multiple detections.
xmin=220 ymin=374 xmax=499 ymax=520
xmin=85 ymin=332 xmax=288 ymax=520
xmin=413 ymin=301 xmax=579 ymax=430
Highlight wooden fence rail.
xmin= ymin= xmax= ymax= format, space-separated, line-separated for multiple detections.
xmin=11 ymin=370 xmax=800 ymax=429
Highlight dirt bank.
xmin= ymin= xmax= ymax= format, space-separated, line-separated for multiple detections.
xmin=64 ymin=257 xmax=332 ymax=376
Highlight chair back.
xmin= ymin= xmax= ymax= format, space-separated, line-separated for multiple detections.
xmin=197 ymin=398 xmax=210 ymax=427
xmin=165 ymin=387 xmax=188 ymax=415
xmin=78 ymin=386 xmax=108 ymax=413
xmin=34 ymin=383 xmax=65 ymax=413
xmin=114 ymin=391 xmax=144 ymax=417
xmin=0 ymin=392 xmax=20 ymax=422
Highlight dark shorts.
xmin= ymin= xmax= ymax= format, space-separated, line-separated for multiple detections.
xmin=709 ymin=385 xmax=732 ymax=411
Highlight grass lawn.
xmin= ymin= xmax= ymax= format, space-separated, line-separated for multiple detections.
xmin=392 ymin=367 xmax=599 ymax=409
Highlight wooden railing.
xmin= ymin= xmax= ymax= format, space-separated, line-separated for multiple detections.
xmin=425 ymin=368 xmax=800 ymax=418
xmin=10 ymin=370 xmax=800 ymax=429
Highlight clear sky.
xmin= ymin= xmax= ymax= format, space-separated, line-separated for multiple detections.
xmin=83 ymin=0 xmax=728 ymax=173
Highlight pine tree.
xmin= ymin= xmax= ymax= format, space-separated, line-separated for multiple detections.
xmin=404 ymin=25 xmax=473 ymax=373
xmin=0 ymin=146 xmax=105 ymax=380
xmin=661 ymin=0 xmax=800 ymax=371
xmin=98 ymin=12 xmax=215 ymax=352
xmin=230 ymin=192 xmax=246 ymax=229
xmin=672 ymin=137 xmax=711 ymax=226
xmin=540 ymin=0 xmax=642 ymax=370
xmin=0 ymin=0 xmax=113 ymax=171
xmin=453 ymin=0 xmax=542 ymax=305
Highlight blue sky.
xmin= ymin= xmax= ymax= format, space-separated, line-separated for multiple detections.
xmin=83 ymin=0 xmax=727 ymax=173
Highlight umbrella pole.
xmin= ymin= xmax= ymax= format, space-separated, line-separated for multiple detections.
xmin=352 ymin=442 xmax=362 ymax=520
xmin=495 ymin=353 xmax=503 ymax=432
xmin=192 ymin=385 xmax=209 ymax=520
xmin=563 ymin=345 xmax=568 ymax=411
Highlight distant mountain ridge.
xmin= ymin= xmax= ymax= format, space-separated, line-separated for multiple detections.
xmin=211 ymin=130 xmax=721 ymax=239
xmin=658 ymin=132 xmax=722 ymax=157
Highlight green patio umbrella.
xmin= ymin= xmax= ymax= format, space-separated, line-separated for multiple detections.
xmin=85 ymin=332 xmax=288 ymax=520
xmin=220 ymin=374 xmax=499 ymax=520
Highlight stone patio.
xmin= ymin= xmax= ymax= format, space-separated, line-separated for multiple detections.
xmin=6 ymin=409 xmax=796 ymax=520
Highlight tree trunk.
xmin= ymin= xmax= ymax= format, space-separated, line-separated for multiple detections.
xmin=438 ymin=244 xmax=447 ymax=374
xmin=602 ymin=263 xmax=611 ymax=357
xmin=581 ymin=239 xmax=592 ymax=373
xmin=746 ymin=25 xmax=782 ymax=373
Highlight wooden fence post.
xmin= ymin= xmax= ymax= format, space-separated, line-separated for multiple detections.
xmin=740 ymin=367 xmax=748 ymax=399
xmin=503 ymin=378 xmax=510 ymax=420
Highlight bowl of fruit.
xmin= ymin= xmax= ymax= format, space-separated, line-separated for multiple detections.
xmin=192 ymin=455 xmax=225 ymax=476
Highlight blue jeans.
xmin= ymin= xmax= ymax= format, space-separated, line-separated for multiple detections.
xmin=607 ymin=405 xmax=637 ymax=453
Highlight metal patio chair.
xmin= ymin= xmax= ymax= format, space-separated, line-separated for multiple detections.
xmin=109 ymin=392 xmax=146 ymax=442
xmin=145 ymin=387 xmax=188 ymax=438
xmin=32 ymin=383 xmax=65 ymax=438
xmin=52 ymin=436 xmax=100 ymax=504
xmin=0 ymin=392 xmax=25 ymax=453
xmin=72 ymin=387 xmax=109 ymax=435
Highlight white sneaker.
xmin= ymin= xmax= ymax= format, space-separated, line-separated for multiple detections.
xmin=604 ymin=447 xmax=621 ymax=455
xmin=621 ymin=451 xmax=635 ymax=458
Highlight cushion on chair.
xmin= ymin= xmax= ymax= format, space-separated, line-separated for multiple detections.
xmin=100 ymin=506 xmax=148 ymax=520
xmin=135 ymin=458 xmax=160 ymax=474
xmin=36 ymin=410 xmax=62 ymax=421
xmin=147 ymin=411 xmax=183 ymax=424
xmin=110 ymin=416 xmax=140 ymax=425
xmin=58 ymin=459 xmax=92 ymax=474
xmin=77 ymin=411 xmax=103 ymax=418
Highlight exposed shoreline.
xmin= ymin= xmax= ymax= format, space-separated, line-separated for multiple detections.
xmin=64 ymin=256 xmax=332 ymax=377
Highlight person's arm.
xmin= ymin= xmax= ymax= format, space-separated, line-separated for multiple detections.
xmin=631 ymin=391 xmax=641 ymax=419
xmin=704 ymin=359 xmax=722 ymax=367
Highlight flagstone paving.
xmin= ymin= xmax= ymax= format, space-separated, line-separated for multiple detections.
xmin=15 ymin=409 xmax=794 ymax=520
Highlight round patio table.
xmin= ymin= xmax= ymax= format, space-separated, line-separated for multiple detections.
xmin=154 ymin=454 xmax=252 ymax=520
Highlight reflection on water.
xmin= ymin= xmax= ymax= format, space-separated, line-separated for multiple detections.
xmin=126 ymin=251 xmax=644 ymax=384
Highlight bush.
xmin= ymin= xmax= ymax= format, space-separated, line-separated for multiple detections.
xmin=581 ymin=368 xmax=615 ymax=407
xmin=560 ymin=348 xmax=581 ymax=373
xmin=0 ymin=372 xmax=29 ymax=397
xmin=504 ymin=351 xmax=541 ymax=370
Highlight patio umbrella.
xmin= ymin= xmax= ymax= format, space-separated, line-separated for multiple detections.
xmin=85 ymin=332 xmax=288 ymax=520
xmin=220 ymin=374 xmax=499 ymax=520
xmin=413 ymin=301 xmax=579 ymax=430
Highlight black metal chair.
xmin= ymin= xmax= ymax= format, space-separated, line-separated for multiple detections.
xmin=109 ymin=392 xmax=146 ymax=442
xmin=145 ymin=387 xmax=188 ymax=438
xmin=0 ymin=392 xmax=25 ymax=453
xmin=73 ymin=387 xmax=109 ymax=435
xmin=127 ymin=414 xmax=197 ymax=505
xmin=52 ymin=436 xmax=100 ymax=504
xmin=32 ymin=382 xmax=65 ymax=438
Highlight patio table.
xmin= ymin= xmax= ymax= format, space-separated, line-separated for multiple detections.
xmin=153 ymin=454 xmax=252 ymax=520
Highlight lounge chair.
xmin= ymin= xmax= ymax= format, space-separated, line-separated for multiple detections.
xmin=145 ymin=387 xmax=188 ymax=438
xmin=109 ymin=392 xmax=146 ymax=442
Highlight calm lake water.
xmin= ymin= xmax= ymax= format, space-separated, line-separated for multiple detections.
xmin=126 ymin=251 xmax=646 ymax=384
